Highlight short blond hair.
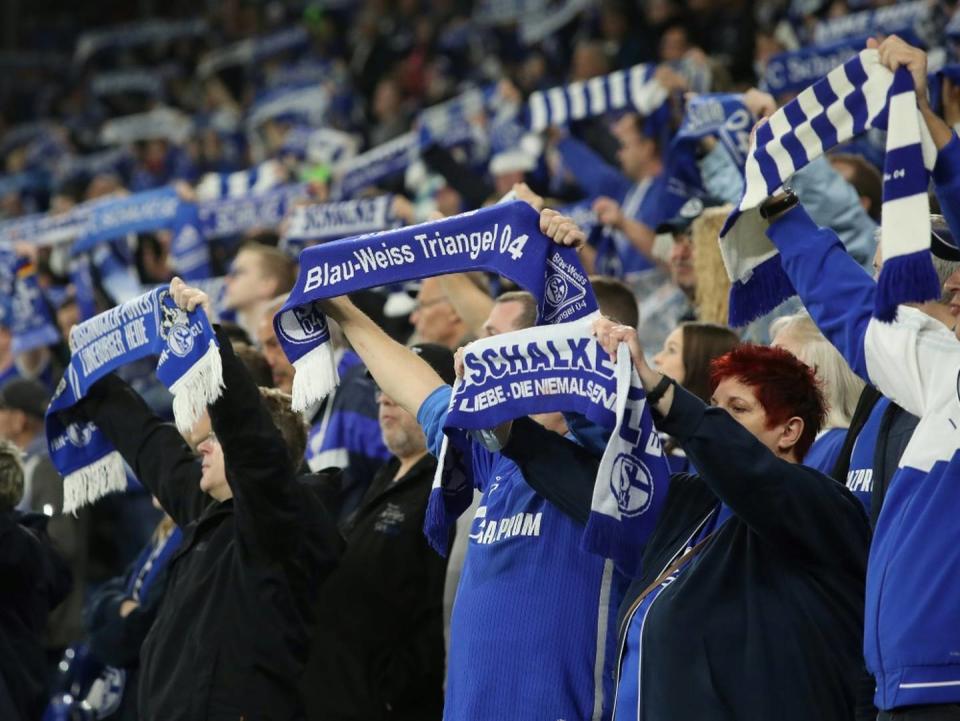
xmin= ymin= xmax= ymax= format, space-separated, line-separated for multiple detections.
xmin=691 ymin=205 xmax=734 ymax=326
xmin=770 ymin=313 xmax=866 ymax=429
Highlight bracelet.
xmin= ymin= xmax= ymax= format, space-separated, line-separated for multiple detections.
xmin=646 ymin=374 xmax=674 ymax=406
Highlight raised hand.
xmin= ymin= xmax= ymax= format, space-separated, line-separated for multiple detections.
xmin=539 ymin=208 xmax=586 ymax=248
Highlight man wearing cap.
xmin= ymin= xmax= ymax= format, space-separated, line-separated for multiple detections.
xmin=0 ymin=378 xmax=91 ymax=665
xmin=301 ymin=344 xmax=454 ymax=721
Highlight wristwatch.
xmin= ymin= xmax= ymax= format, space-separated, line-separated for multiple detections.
xmin=646 ymin=374 xmax=674 ymax=406
xmin=759 ymin=186 xmax=799 ymax=220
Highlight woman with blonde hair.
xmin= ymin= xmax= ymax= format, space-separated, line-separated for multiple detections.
xmin=770 ymin=312 xmax=866 ymax=474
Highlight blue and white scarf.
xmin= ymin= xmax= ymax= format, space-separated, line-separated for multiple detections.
xmin=170 ymin=203 xmax=212 ymax=281
xmin=332 ymin=131 xmax=420 ymax=200
xmin=281 ymin=195 xmax=399 ymax=253
xmin=10 ymin=256 xmax=61 ymax=354
xmin=75 ymin=17 xmax=207 ymax=64
xmin=274 ymin=200 xmax=597 ymax=411
xmin=431 ymin=319 xmax=671 ymax=572
xmin=90 ymin=69 xmax=164 ymax=98
xmin=46 ymin=288 xmax=223 ymax=512
xmin=100 ymin=108 xmax=193 ymax=146
xmin=73 ymin=187 xmax=181 ymax=254
xmin=197 ymin=26 xmax=309 ymax=78
xmin=194 ymin=160 xmax=284 ymax=201
xmin=648 ymin=93 xmax=752 ymax=228
xmin=721 ymin=49 xmax=939 ymax=325
xmin=526 ymin=64 xmax=669 ymax=133
xmin=197 ymin=183 xmax=308 ymax=240
xmin=762 ymin=37 xmax=864 ymax=97
xmin=246 ymin=83 xmax=330 ymax=130
xmin=813 ymin=0 xmax=927 ymax=47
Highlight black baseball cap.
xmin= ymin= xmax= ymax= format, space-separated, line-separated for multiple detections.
xmin=931 ymin=216 xmax=960 ymax=262
xmin=0 ymin=378 xmax=50 ymax=420
xmin=655 ymin=196 xmax=714 ymax=235
xmin=367 ymin=342 xmax=456 ymax=387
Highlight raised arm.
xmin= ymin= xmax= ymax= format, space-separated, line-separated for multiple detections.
xmin=766 ymin=204 xmax=958 ymax=419
xmin=321 ymin=296 xmax=447 ymax=418
xmin=80 ymin=374 xmax=206 ymax=527
xmin=555 ymin=135 xmax=633 ymax=202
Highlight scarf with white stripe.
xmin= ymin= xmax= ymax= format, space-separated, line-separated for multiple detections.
xmin=281 ymin=195 xmax=399 ymax=254
xmin=428 ymin=319 xmax=671 ymax=573
xmin=721 ymin=49 xmax=939 ymax=325
xmin=46 ymin=288 xmax=223 ymax=512
xmin=274 ymin=200 xmax=598 ymax=412
xmin=526 ymin=64 xmax=668 ymax=133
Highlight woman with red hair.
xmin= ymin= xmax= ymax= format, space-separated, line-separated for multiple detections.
xmin=500 ymin=317 xmax=870 ymax=721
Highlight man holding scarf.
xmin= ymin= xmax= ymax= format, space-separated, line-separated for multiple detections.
xmin=59 ymin=278 xmax=343 ymax=721
xmin=310 ymin=210 xmax=626 ymax=720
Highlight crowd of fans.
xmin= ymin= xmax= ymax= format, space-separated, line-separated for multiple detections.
xmin=2 ymin=0 xmax=960 ymax=720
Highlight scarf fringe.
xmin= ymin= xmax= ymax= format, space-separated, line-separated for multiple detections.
xmin=874 ymin=249 xmax=941 ymax=322
xmin=727 ymin=254 xmax=797 ymax=327
xmin=290 ymin=343 xmax=339 ymax=413
xmin=62 ymin=451 xmax=127 ymax=515
xmin=170 ymin=338 xmax=225 ymax=433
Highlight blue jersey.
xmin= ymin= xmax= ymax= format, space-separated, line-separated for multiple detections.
xmin=844 ymin=397 xmax=891 ymax=514
xmin=419 ymin=387 xmax=627 ymax=721
xmin=803 ymin=427 xmax=846 ymax=475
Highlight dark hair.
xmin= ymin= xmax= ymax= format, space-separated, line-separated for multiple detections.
xmin=258 ymin=387 xmax=307 ymax=468
xmin=679 ymin=323 xmax=740 ymax=403
xmin=218 ymin=321 xmax=253 ymax=348
xmin=590 ymin=275 xmax=639 ymax=327
xmin=236 ymin=345 xmax=274 ymax=388
xmin=830 ymin=153 xmax=882 ymax=222
xmin=710 ymin=344 xmax=827 ymax=460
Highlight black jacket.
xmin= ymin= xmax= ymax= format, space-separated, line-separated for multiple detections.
xmin=302 ymin=454 xmax=447 ymax=721
xmin=503 ymin=385 xmax=870 ymax=721
xmin=79 ymin=330 xmax=343 ymax=721
xmin=84 ymin=527 xmax=180 ymax=721
xmin=0 ymin=510 xmax=72 ymax=721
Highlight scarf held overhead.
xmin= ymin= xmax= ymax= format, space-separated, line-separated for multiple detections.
xmin=428 ymin=319 xmax=671 ymax=572
xmin=275 ymin=200 xmax=598 ymax=411
xmin=721 ymin=49 xmax=939 ymax=325
xmin=46 ymin=288 xmax=224 ymax=512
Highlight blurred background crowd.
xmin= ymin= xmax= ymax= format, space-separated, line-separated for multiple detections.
xmin=1 ymin=0 xmax=959 ymax=719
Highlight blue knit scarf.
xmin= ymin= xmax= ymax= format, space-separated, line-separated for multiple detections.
xmin=47 ymin=288 xmax=223 ymax=512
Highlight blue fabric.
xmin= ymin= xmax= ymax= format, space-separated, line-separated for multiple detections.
xmin=802 ymin=427 xmax=847 ymax=474
xmin=124 ymin=527 xmax=183 ymax=601
xmin=196 ymin=183 xmax=308 ymax=240
xmin=812 ymin=1 xmax=927 ymax=47
xmin=647 ymin=94 xmax=752 ymax=228
xmin=9 ymin=256 xmax=60 ymax=354
xmin=762 ymin=37 xmax=865 ymax=96
xmin=845 ymin=397 xmax=891 ymax=514
xmin=74 ymin=187 xmax=181 ymax=253
xmin=417 ymin=385 xmax=627 ymax=721
xmin=169 ymin=203 xmax=211 ymax=281
xmin=282 ymin=195 xmax=399 ymax=253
